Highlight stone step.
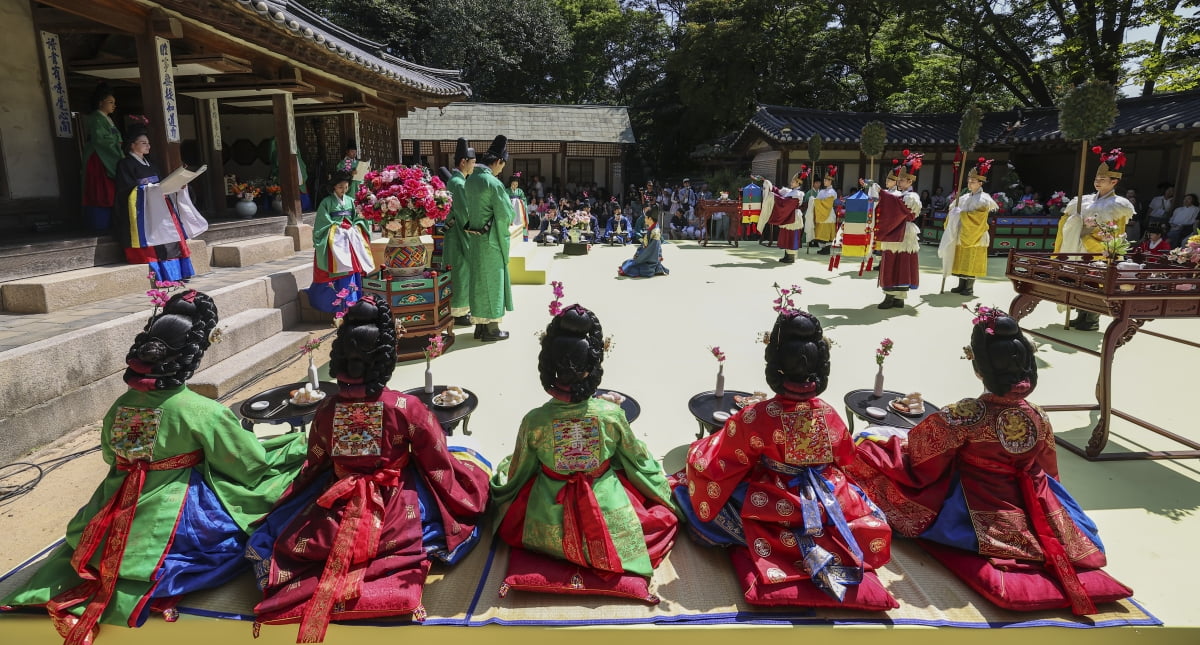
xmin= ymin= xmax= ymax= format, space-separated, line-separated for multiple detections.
xmin=189 ymin=330 xmax=311 ymax=400
xmin=203 ymin=308 xmax=284 ymax=367
xmin=1 ymin=264 xmax=152 ymax=314
xmin=210 ymin=235 xmax=296 ymax=268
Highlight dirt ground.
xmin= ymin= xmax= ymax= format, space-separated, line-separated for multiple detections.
xmin=0 ymin=324 xmax=331 ymax=572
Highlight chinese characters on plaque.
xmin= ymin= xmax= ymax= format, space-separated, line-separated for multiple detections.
xmin=39 ymin=31 xmax=71 ymax=138
xmin=156 ymin=36 xmax=180 ymax=143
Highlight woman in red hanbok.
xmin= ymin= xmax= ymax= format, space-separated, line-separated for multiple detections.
xmin=247 ymin=296 xmax=491 ymax=642
xmin=848 ymin=307 xmax=1132 ymax=614
xmin=672 ymin=309 xmax=896 ymax=609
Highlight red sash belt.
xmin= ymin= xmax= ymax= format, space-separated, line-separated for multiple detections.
xmin=48 ymin=450 xmax=204 ymax=645
xmin=540 ymin=460 xmax=623 ymax=573
xmin=297 ymin=456 xmax=408 ymax=644
xmin=961 ymin=455 xmax=1097 ymax=615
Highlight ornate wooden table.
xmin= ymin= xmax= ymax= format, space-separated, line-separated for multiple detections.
xmin=1006 ymin=251 xmax=1200 ymax=460
xmin=694 ymin=199 xmax=740 ymax=247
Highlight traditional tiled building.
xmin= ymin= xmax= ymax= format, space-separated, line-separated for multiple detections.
xmin=734 ymin=90 xmax=1200 ymax=202
xmin=398 ymin=103 xmax=636 ymax=197
xmin=0 ymin=0 xmax=468 ymax=281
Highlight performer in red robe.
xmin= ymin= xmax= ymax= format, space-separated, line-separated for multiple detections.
xmin=848 ymin=307 xmax=1131 ymax=615
xmin=869 ymin=153 xmax=923 ymax=309
xmin=672 ymin=307 xmax=895 ymax=608
xmin=247 ymin=296 xmax=491 ymax=643
xmin=757 ymin=168 xmax=808 ymax=264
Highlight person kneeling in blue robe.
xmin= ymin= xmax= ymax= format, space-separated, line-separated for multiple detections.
xmin=619 ymin=212 xmax=669 ymax=277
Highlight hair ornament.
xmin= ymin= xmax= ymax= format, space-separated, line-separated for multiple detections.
xmin=548 ymin=280 xmax=565 ymax=316
xmin=963 ymin=303 xmax=1005 ymax=335
xmin=771 ymin=282 xmax=803 ymax=316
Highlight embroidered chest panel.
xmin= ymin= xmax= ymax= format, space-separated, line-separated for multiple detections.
xmin=779 ymin=406 xmax=833 ymax=465
xmin=994 ymin=407 xmax=1039 ymax=454
xmin=111 ymin=406 xmax=163 ymax=461
xmin=551 ymin=416 xmax=602 ymax=472
xmin=332 ymin=402 xmax=384 ymax=457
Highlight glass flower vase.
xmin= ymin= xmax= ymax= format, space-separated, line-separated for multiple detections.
xmin=714 ymin=363 xmax=725 ymax=398
xmin=424 ymin=364 xmax=434 ymax=394
xmin=873 ymin=364 xmax=884 ymax=398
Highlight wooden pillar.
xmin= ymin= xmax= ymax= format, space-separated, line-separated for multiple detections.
xmin=273 ymin=93 xmax=302 ymax=224
xmin=135 ymin=30 xmax=182 ymax=172
xmin=560 ymin=142 xmax=568 ymax=190
xmin=196 ymin=98 xmax=225 ymax=215
xmin=1174 ymin=137 xmax=1192 ymax=195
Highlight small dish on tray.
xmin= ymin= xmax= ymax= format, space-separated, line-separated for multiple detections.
xmin=865 ymin=406 xmax=888 ymax=420
xmin=249 ymin=400 xmax=271 ymax=411
xmin=889 ymin=397 xmax=924 ymax=416
xmin=432 ymin=387 xmax=467 ymax=408
xmin=711 ymin=410 xmax=731 ymax=423
xmin=733 ymin=391 xmax=768 ymax=408
xmin=289 ymin=391 xmax=326 ymax=407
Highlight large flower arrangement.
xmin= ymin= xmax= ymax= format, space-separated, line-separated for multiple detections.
xmin=233 ymin=182 xmax=260 ymax=200
xmin=355 ymin=164 xmax=451 ymax=234
xmin=1045 ymin=191 xmax=1067 ymax=217
xmin=564 ymin=210 xmax=591 ymax=231
xmin=1084 ymin=216 xmax=1130 ymax=261
xmin=991 ymin=192 xmax=1012 ymax=216
xmin=1012 ymin=198 xmax=1044 ymax=217
xmin=1168 ymin=234 xmax=1200 ymax=266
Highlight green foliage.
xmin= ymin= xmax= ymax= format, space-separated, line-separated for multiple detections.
xmin=957 ymin=104 xmax=983 ymax=152
xmin=860 ymin=121 xmax=886 ymax=158
xmin=705 ymin=166 xmax=752 ymax=195
xmin=1058 ymin=80 xmax=1119 ymax=141
xmin=808 ymin=133 xmax=822 ymax=163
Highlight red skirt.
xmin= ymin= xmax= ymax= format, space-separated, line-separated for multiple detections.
xmin=499 ymin=471 xmax=678 ymax=570
xmin=878 ymin=250 xmax=919 ymax=290
xmin=83 ymin=154 xmax=114 ymax=208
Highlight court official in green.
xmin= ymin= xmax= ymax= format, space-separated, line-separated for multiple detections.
xmin=464 ymin=135 xmax=515 ymax=342
xmin=442 ymin=138 xmax=475 ymax=326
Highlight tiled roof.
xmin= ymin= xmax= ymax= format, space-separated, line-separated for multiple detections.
xmin=399 ymin=103 xmax=636 ymax=144
xmin=228 ymin=0 xmax=470 ymax=98
xmin=736 ymin=89 xmax=1200 ymax=149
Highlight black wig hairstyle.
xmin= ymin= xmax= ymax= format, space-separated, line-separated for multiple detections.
xmin=538 ymin=305 xmax=604 ymax=403
xmin=328 ymin=295 xmax=396 ymax=396
xmin=90 ymin=82 xmax=114 ymax=111
xmin=764 ymin=311 xmax=831 ymax=396
xmin=124 ymin=291 xmax=219 ymax=390
xmin=329 ymin=170 xmax=352 ymax=194
xmin=970 ymin=312 xmax=1037 ymax=397
xmin=124 ymin=124 xmax=149 ymax=155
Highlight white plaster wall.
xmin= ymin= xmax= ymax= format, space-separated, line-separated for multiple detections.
xmin=0 ymin=2 xmax=60 ymax=198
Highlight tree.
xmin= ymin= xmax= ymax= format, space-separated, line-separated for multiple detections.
xmin=906 ymin=0 xmax=1154 ymax=107
xmin=304 ymin=0 xmax=572 ymax=103
xmin=1129 ymin=0 xmax=1200 ymax=95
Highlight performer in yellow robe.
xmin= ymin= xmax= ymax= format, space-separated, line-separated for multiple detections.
xmin=806 ymin=167 xmax=838 ymax=255
xmin=1053 ymin=147 xmax=1135 ymax=331
xmin=939 ymin=158 xmax=998 ymax=297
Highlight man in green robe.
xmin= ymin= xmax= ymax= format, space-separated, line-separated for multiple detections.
xmin=443 ymin=138 xmax=475 ymax=325
xmin=464 ymin=135 xmax=516 ymax=341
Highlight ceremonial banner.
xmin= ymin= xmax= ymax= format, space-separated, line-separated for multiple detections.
xmin=740 ymin=183 xmax=762 ymax=226
xmin=841 ymin=189 xmax=871 ymax=258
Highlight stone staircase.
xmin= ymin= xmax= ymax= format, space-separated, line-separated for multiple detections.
xmin=0 ymin=223 xmax=308 ymax=314
xmin=0 ymin=253 xmax=319 ymax=466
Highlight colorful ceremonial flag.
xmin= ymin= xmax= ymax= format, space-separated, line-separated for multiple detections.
xmin=741 ymin=183 xmax=762 ymax=225
xmin=840 ymin=189 xmax=871 ymax=258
